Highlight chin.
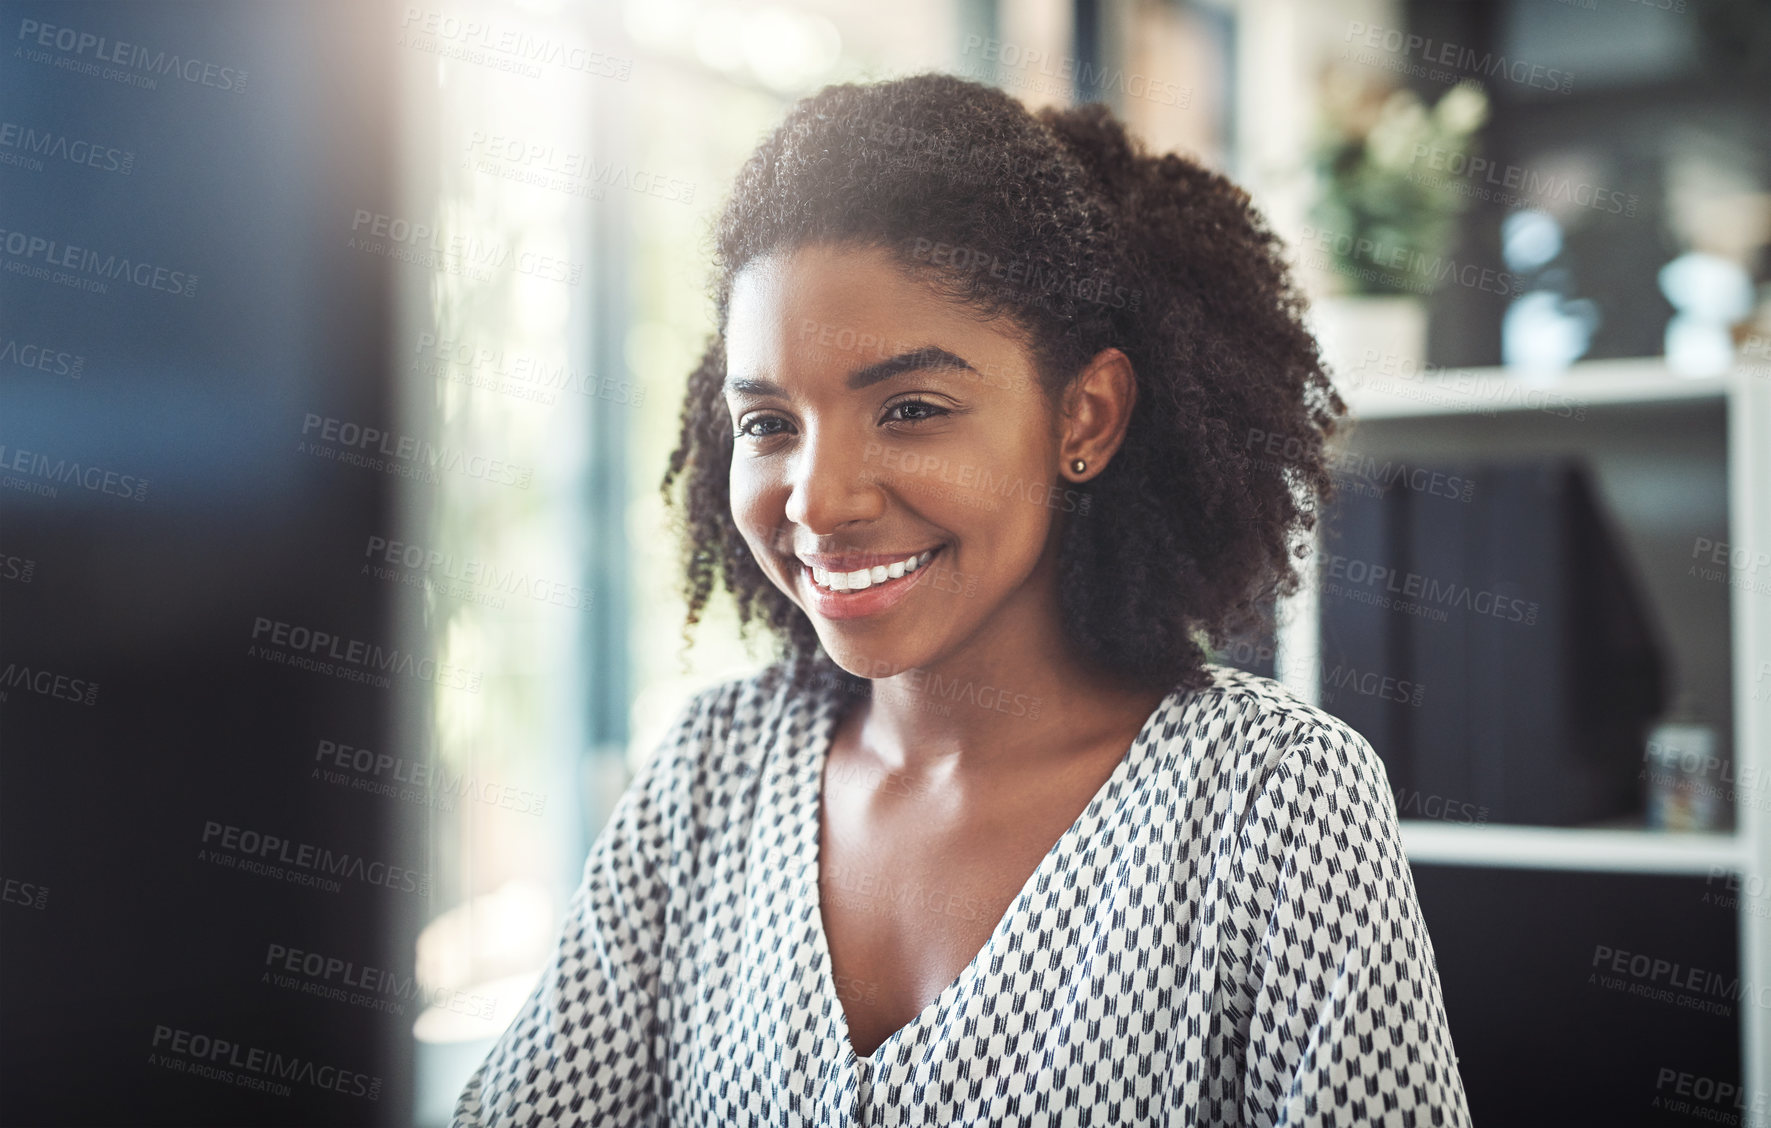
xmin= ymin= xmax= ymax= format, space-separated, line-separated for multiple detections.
xmin=814 ymin=632 xmax=947 ymax=682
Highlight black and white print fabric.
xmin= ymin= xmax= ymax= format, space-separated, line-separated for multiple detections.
xmin=453 ymin=663 xmax=1472 ymax=1126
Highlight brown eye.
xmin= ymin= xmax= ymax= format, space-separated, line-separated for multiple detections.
xmin=883 ymin=399 xmax=949 ymax=426
xmin=736 ymin=415 xmax=792 ymax=439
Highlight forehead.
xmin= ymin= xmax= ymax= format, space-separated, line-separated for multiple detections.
xmin=725 ymin=243 xmax=1013 ymax=382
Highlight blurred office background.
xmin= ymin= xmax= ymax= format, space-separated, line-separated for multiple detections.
xmin=2 ymin=0 xmax=1768 ymax=1124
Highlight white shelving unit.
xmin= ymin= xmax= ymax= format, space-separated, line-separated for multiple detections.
xmin=1274 ymin=357 xmax=1771 ymax=1106
xmin=1339 ymin=356 xmax=1735 ymax=418
xmin=1396 ymin=822 xmax=1746 ymax=874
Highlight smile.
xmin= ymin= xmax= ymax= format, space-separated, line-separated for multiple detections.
xmin=793 ymin=545 xmax=948 ymax=621
xmin=804 ymin=548 xmax=941 ymax=592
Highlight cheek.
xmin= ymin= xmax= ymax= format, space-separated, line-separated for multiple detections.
xmin=945 ymin=441 xmax=1057 ymax=583
xmin=729 ymin=463 xmax=785 ymax=555
xmin=900 ymin=432 xmax=1050 ymax=528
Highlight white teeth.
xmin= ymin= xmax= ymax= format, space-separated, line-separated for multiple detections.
xmin=806 ymin=549 xmax=938 ymax=592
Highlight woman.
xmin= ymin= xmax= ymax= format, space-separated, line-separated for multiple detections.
xmin=456 ymin=73 xmax=1470 ymax=1126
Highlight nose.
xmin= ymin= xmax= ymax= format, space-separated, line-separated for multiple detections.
xmin=782 ymin=423 xmax=887 ymax=536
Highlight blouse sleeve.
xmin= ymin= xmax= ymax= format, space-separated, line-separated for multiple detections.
xmin=1238 ymin=721 xmax=1473 ymax=1128
xmin=451 ymin=686 xmax=717 ymax=1128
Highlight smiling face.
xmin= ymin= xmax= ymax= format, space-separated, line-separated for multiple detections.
xmin=723 ymin=241 xmax=1096 ymax=681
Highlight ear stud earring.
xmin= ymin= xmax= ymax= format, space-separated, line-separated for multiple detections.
xmin=1071 ymin=459 xmax=1087 ymax=474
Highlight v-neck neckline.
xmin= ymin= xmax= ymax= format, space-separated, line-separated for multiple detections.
xmin=796 ymin=677 xmax=1178 ymax=1068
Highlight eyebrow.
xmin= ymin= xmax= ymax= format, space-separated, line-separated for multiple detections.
xmin=724 ymin=345 xmax=977 ymax=398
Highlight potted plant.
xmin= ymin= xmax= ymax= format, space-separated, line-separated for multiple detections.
xmin=1306 ymin=70 xmax=1488 ymax=378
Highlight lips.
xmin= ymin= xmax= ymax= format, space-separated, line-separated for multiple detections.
xmin=801 ymin=546 xmax=942 ymax=592
xmin=790 ymin=542 xmax=948 ymax=621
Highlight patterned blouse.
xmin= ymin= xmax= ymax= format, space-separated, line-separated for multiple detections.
xmin=453 ymin=663 xmax=1472 ymax=1126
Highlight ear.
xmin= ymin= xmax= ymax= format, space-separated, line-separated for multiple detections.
xmin=1058 ymin=347 xmax=1137 ymax=481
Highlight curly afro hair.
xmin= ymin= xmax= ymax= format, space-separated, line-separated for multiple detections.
xmin=661 ymin=72 xmax=1344 ymax=695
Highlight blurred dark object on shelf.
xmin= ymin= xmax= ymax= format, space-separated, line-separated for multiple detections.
xmin=1319 ymin=458 xmax=1668 ymax=826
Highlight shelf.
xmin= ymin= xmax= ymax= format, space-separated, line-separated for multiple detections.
xmin=1275 ymin=353 xmax=1771 ymax=1093
xmin=1398 ymin=820 xmax=1747 ymax=874
xmin=1337 ymin=356 xmax=1736 ymax=421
